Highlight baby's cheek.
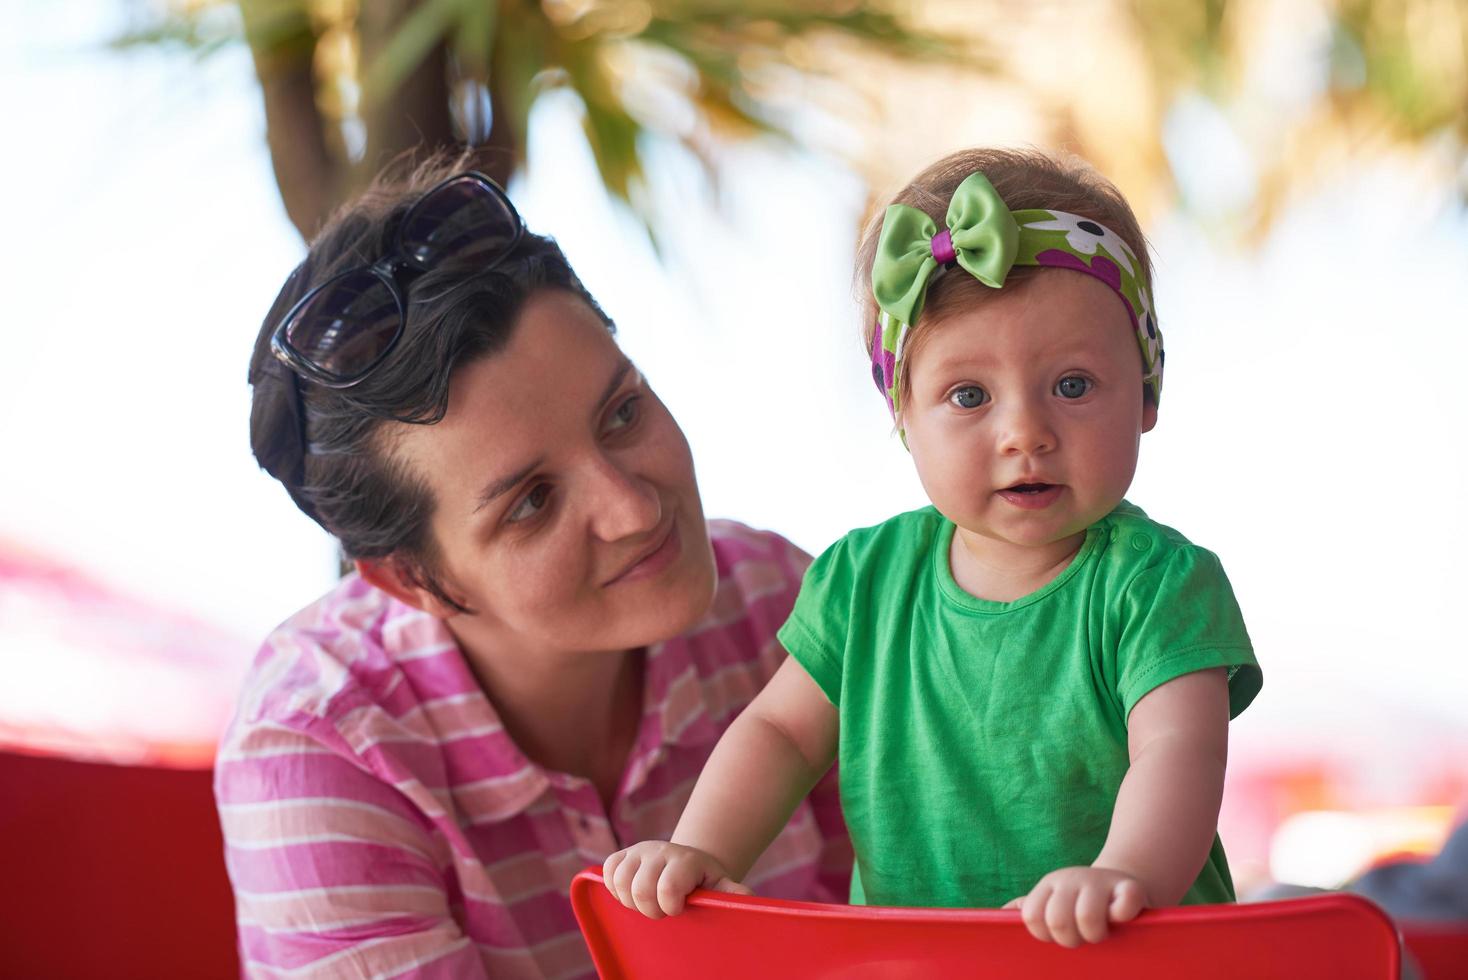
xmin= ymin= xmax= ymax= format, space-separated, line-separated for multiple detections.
xmin=914 ymin=452 xmax=989 ymax=520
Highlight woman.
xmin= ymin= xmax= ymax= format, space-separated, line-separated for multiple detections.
xmin=220 ymin=158 xmax=850 ymax=979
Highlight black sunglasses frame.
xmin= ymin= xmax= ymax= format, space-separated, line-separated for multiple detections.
xmin=269 ymin=171 xmax=524 ymax=389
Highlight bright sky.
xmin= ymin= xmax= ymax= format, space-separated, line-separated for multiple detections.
xmin=4 ymin=1 xmax=1467 ymax=783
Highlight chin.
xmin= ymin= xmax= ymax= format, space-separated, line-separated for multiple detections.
xmin=666 ymin=532 xmax=719 ymax=631
xmin=609 ymin=588 xmax=712 ymax=653
xmin=624 ymin=529 xmax=718 ymax=647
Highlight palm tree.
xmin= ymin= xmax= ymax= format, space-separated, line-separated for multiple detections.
xmin=119 ymin=0 xmax=972 ymax=239
xmin=119 ymin=0 xmax=1466 ymax=241
xmin=805 ymin=0 xmax=1467 ymax=235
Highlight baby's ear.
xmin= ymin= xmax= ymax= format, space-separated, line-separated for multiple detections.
xmin=1141 ymin=394 xmax=1159 ymax=433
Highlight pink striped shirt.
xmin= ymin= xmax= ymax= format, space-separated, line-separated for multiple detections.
xmin=215 ymin=521 xmax=850 ymax=979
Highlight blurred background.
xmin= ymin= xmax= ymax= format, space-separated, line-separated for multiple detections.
xmin=3 ymin=0 xmax=1467 ymax=902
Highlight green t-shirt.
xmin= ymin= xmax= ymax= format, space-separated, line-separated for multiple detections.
xmin=777 ymin=502 xmax=1261 ymax=909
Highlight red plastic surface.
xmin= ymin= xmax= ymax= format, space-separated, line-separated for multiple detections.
xmin=0 ymin=750 xmax=238 ymax=979
xmin=571 ymin=869 xmax=1402 ymax=979
xmin=1401 ymin=923 xmax=1468 ymax=980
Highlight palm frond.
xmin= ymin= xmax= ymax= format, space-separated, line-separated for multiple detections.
xmin=359 ymin=0 xmax=463 ymax=107
xmin=110 ymin=3 xmax=241 ymax=54
xmin=110 ymin=0 xmax=1468 ymax=243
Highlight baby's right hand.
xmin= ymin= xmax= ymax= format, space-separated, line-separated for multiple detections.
xmin=602 ymin=841 xmax=751 ymax=918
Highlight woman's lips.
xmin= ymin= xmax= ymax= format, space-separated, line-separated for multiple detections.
xmin=996 ymin=483 xmax=1063 ymax=510
xmin=604 ymin=522 xmax=681 ymax=586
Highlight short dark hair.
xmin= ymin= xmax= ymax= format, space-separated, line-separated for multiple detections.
xmin=248 ymin=153 xmax=614 ymax=610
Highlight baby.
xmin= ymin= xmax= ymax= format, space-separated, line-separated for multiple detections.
xmin=604 ymin=147 xmax=1263 ymax=947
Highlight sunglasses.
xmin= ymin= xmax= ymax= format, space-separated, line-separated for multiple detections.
xmin=270 ymin=171 xmax=524 ymax=388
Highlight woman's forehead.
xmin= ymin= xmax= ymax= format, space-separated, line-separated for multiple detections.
xmin=392 ymin=294 xmax=630 ymax=501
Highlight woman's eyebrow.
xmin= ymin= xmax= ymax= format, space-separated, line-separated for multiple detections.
xmin=470 ymin=361 xmax=636 ymax=517
xmin=473 ymin=459 xmax=543 ymax=515
xmin=594 ymin=359 xmax=634 ymax=417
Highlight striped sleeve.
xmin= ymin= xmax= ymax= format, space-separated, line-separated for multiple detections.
xmin=215 ymin=722 xmax=490 ymax=979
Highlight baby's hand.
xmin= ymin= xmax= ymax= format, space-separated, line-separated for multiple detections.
xmin=602 ymin=841 xmax=751 ymax=919
xmin=1003 ymin=866 xmax=1147 ymax=947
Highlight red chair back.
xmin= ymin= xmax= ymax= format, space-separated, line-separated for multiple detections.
xmin=0 ymin=750 xmax=238 ymax=979
xmin=571 ymin=869 xmax=1401 ymax=979
xmin=1401 ymin=923 xmax=1468 ymax=980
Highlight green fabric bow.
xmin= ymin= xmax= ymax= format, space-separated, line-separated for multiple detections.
xmin=872 ymin=171 xmax=1020 ymax=328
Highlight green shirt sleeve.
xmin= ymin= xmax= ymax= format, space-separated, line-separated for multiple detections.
xmin=1115 ymin=544 xmax=1262 ymax=721
xmin=776 ymin=535 xmax=852 ymax=707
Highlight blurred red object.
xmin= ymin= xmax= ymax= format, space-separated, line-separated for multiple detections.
xmin=570 ymin=869 xmax=1399 ymax=979
xmin=1401 ymin=924 xmax=1468 ymax=980
xmin=0 ymin=750 xmax=237 ymax=978
xmin=0 ymin=536 xmax=248 ymax=766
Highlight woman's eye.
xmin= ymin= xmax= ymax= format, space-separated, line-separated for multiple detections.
xmin=1055 ymin=376 xmax=1093 ymax=399
xmin=949 ymin=386 xmax=988 ymax=409
xmin=506 ymin=483 xmax=551 ymax=524
xmin=606 ymin=395 xmax=640 ymax=431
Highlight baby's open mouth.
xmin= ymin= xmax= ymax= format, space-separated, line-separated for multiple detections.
xmin=1004 ymin=483 xmax=1053 ymax=494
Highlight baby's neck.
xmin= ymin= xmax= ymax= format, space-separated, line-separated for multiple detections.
xmin=949 ymin=529 xmax=1086 ymax=603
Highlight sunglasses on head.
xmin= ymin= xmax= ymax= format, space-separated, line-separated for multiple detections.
xmin=270 ymin=171 xmax=525 ymax=388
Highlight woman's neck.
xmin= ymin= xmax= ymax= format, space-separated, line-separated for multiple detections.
xmin=449 ymin=622 xmax=645 ymax=809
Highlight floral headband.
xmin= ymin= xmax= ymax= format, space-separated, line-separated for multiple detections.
xmin=870 ymin=171 xmax=1163 ymax=425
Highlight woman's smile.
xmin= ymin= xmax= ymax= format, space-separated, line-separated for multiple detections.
xmin=603 ymin=516 xmax=682 ymax=586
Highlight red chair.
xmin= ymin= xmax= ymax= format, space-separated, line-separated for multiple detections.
xmin=571 ymin=869 xmax=1402 ymax=979
xmin=0 ymin=750 xmax=238 ymax=979
xmin=1401 ymin=923 xmax=1468 ymax=980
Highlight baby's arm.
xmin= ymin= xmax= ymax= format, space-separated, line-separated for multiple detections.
xmin=603 ymin=655 xmax=838 ymax=918
xmin=1009 ymin=667 xmax=1230 ymax=946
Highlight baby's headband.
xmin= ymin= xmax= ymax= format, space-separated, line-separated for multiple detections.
xmin=869 ymin=170 xmax=1163 ymax=423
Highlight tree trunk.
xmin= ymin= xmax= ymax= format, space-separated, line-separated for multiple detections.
xmin=355 ymin=0 xmax=457 ymax=196
xmin=471 ymin=80 xmax=518 ymax=189
xmin=239 ymin=0 xmax=338 ymax=240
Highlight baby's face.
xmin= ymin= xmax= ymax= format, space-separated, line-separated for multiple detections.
xmin=902 ymin=270 xmax=1157 ymax=565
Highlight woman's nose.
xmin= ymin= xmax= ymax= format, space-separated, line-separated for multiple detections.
xmin=996 ymin=400 xmax=1057 ymax=457
xmin=587 ymin=454 xmax=662 ymax=541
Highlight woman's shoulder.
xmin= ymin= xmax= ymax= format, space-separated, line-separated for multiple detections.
xmin=680 ymin=520 xmax=810 ymax=675
xmin=707 ymin=517 xmax=809 ymax=568
xmin=705 ymin=518 xmax=813 ymax=601
xmin=224 ymin=572 xmax=457 ymax=740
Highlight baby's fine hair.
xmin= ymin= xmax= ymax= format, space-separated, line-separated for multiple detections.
xmin=854 ymin=147 xmax=1153 ymax=406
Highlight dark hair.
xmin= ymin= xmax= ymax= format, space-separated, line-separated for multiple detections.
xmin=248 ymin=153 xmax=614 ymax=611
xmin=854 ymin=147 xmax=1154 ymax=411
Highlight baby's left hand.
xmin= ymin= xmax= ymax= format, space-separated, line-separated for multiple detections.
xmin=1003 ymin=866 xmax=1148 ymax=947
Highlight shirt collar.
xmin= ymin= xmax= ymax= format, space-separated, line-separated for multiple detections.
xmin=388 ymin=604 xmax=724 ymax=825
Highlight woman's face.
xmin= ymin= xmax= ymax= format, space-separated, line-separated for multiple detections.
xmin=387 ymin=288 xmax=715 ymax=658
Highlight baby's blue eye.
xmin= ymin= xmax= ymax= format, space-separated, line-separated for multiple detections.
xmin=1055 ymin=376 xmax=1092 ymax=399
xmin=950 ymin=386 xmax=988 ymax=409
